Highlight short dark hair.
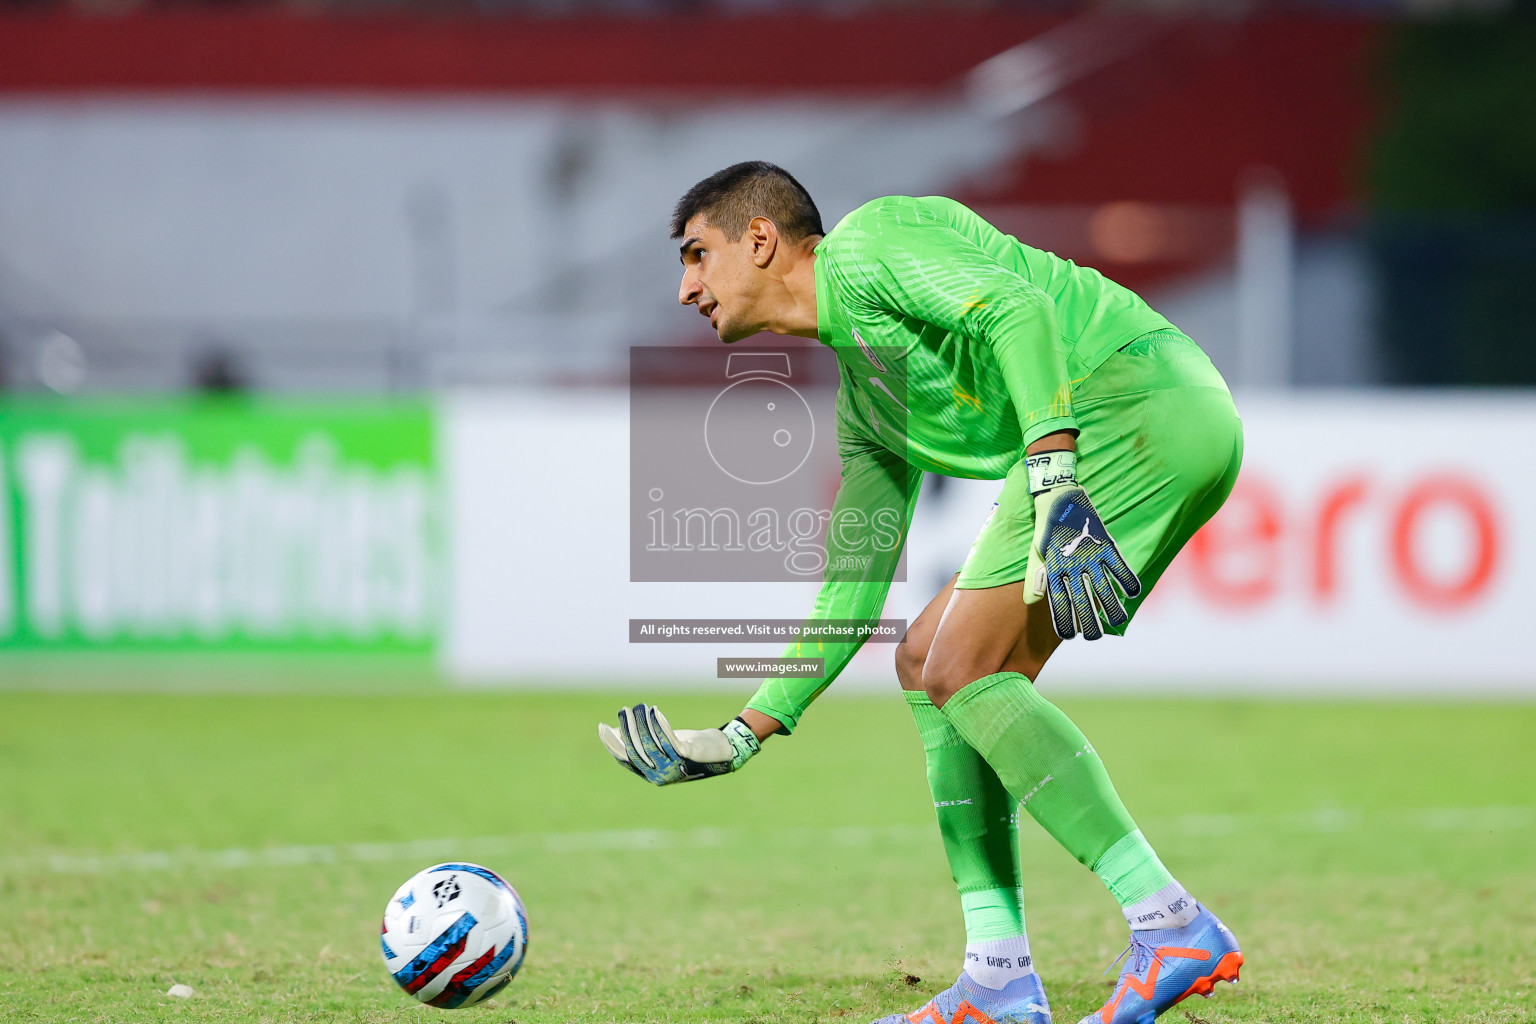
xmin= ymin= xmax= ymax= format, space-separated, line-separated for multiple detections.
xmin=670 ymin=161 xmax=824 ymax=243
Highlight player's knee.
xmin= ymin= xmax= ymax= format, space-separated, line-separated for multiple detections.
xmin=921 ymin=657 xmax=975 ymax=708
xmin=894 ymin=637 xmax=927 ymax=691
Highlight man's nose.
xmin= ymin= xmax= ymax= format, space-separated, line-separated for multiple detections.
xmin=679 ymin=269 xmax=700 ymax=306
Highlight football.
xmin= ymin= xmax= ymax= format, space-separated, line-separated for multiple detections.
xmin=380 ymin=862 xmax=528 ymax=1008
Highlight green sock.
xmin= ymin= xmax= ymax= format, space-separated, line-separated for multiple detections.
xmin=938 ymin=672 xmax=1176 ymax=910
xmin=905 ymin=690 xmax=1025 ymax=942
xmin=1093 ymin=828 xmax=1180 ymax=907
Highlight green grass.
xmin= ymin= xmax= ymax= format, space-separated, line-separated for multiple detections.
xmin=1 ymin=687 xmax=1533 ymax=1023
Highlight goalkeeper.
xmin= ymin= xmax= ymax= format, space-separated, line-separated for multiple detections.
xmin=599 ymin=162 xmax=1245 ymax=1024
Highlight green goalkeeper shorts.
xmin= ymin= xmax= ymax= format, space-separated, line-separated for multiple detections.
xmin=955 ymin=329 xmax=1243 ymax=635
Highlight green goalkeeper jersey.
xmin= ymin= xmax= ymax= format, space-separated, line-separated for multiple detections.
xmin=746 ymin=194 xmax=1175 ymax=733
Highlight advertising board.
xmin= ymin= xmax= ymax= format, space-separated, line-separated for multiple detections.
xmin=444 ymin=390 xmax=1535 ymax=694
xmin=0 ymin=400 xmax=439 ymax=651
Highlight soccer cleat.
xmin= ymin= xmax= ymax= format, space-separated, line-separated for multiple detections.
xmin=871 ymin=970 xmax=1052 ymax=1024
xmin=1077 ymin=905 xmax=1242 ymax=1024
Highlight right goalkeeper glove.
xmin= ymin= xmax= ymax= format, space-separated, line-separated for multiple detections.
xmin=597 ymin=703 xmax=761 ymax=786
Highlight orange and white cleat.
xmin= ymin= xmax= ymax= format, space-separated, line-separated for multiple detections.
xmin=1077 ymin=906 xmax=1243 ymax=1024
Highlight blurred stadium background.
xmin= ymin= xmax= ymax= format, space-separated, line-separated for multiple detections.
xmin=1 ymin=0 xmax=1533 ymax=688
xmin=1 ymin=1 xmax=1534 ymax=1020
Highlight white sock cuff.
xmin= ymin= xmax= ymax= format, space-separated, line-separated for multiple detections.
xmin=963 ymin=935 xmax=1035 ymax=989
xmin=1124 ymin=882 xmax=1200 ymax=930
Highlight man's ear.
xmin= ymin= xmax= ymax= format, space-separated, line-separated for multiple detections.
xmin=747 ymin=216 xmax=779 ymax=268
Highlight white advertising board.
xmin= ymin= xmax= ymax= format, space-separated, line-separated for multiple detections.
xmin=443 ymin=390 xmax=1536 ymax=695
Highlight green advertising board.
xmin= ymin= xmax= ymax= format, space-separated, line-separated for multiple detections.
xmin=0 ymin=399 xmax=439 ymax=651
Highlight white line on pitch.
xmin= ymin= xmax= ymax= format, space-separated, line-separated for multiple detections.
xmin=5 ymin=806 xmax=1530 ymax=876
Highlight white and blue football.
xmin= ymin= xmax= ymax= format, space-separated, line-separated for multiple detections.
xmin=380 ymin=862 xmax=528 ymax=1008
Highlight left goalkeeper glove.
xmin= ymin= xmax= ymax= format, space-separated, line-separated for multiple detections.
xmin=597 ymin=703 xmax=761 ymax=786
xmin=1022 ymin=450 xmax=1141 ymax=641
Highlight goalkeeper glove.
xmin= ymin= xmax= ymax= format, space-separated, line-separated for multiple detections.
xmin=597 ymin=703 xmax=761 ymax=786
xmin=1022 ymin=450 xmax=1141 ymax=641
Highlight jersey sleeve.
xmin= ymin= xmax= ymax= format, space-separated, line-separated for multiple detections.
xmin=829 ymin=198 xmax=1078 ymax=446
xmin=744 ymin=399 xmax=922 ymax=734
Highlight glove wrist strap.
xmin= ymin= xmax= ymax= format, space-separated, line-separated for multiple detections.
xmin=1026 ymin=449 xmax=1077 ymax=495
xmin=723 ymin=717 xmax=762 ymax=769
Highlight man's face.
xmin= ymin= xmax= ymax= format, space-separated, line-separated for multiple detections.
xmin=676 ymin=215 xmax=769 ymax=344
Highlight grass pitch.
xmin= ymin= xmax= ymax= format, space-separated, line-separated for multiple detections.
xmin=1 ymin=680 xmax=1533 ymax=1023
